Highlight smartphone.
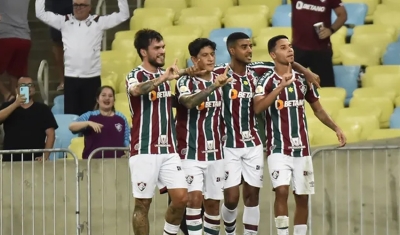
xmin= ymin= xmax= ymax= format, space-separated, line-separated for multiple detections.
xmin=19 ymin=86 xmax=29 ymax=104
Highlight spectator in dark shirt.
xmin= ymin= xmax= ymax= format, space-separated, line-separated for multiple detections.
xmin=68 ymin=86 xmax=130 ymax=159
xmin=291 ymin=0 xmax=347 ymax=87
xmin=0 ymin=77 xmax=58 ymax=161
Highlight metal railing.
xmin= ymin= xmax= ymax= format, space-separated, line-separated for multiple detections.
xmin=37 ymin=60 xmax=49 ymax=105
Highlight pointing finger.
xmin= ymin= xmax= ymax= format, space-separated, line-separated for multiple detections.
xmin=173 ymin=58 xmax=178 ymax=66
xmin=224 ymin=65 xmax=230 ymax=76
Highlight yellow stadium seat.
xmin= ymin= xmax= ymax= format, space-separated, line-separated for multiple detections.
xmin=129 ymin=15 xmax=173 ymax=32
xmin=115 ymin=30 xmax=137 ymax=40
xmin=382 ymin=0 xmax=400 ymax=6
xmin=361 ymin=73 xmax=400 ymax=97
xmin=177 ymin=15 xmax=221 ymax=38
xmin=254 ymin=27 xmax=291 ymax=49
xmin=115 ymin=92 xmax=128 ymax=103
xmin=144 ymin=0 xmax=187 ymax=20
xmin=350 ymin=32 xmax=394 ymax=56
xmin=349 ymin=96 xmax=394 ymax=128
xmin=363 ymin=65 xmax=400 ymax=86
xmin=118 ymin=80 xmax=126 ymax=94
xmin=318 ymin=87 xmax=346 ymax=105
xmin=396 ymin=96 xmax=400 ymax=107
xmin=190 ymin=0 xmax=234 ymax=16
xmin=352 ymin=87 xmax=396 ymax=102
xmin=132 ymin=8 xmax=175 ymax=25
xmin=367 ymin=129 xmax=400 ymax=141
xmin=179 ymin=7 xmax=223 ymax=21
xmin=163 ymin=33 xmax=200 ymax=59
xmin=101 ymin=59 xmax=136 ymax=90
xmin=251 ymin=47 xmax=272 ymax=62
xmin=101 ymin=73 xmax=118 ymax=91
xmin=319 ymin=96 xmax=344 ymax=118
xmin=115 ymin=100 xmax=132 ymax=124
xmin=223 ymin=13 xmax=268 ymax=38
xmin=352 ymin=25 xmax=397 ymax=42
xmin=68 ymin=137 xmax=84 ymax=159
xmin=224 ymin=5 xmax=269 ymax=21
xmin=164 ymin=50 xmax=187 ymax=71
xmin=238 ymin=0 xmax=281 ymax=21
xmin=161 ymin=25 xmax=203 ymax=39
xmin=373 ymin=11 xmax=400 ymax=35
xmin=342 ymin=0 xmax=379 ymax=22
xmin=331 ymin=26 xmax=347 ymax=64
xmin=334 ymin=108 xmax=380 ymax=141
xmin=339 ymin=44 xmax=381 ymax=66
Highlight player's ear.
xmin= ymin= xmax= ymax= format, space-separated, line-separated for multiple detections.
xmin=190 ymin=56 xmax=198 ymax=66
xmin=228 ymin=46 xmax=234 ymax=56
xmin=140 ymin=49 xmax=147 ymax=58
xmin=270 ymin=51 xmax=276 ymax=60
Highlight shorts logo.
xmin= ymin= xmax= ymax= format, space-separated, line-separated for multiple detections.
xmin=271 ymin=170 xmax=279 ymax=179
xmin=177 ymin=166 xmax=182 ymax=171
xmin=181 ymin=148 xmax=187 ymax=155
xmin=225 ymin=171 xmax=229 ymax=180
xmin=137 ymin=182 xmax=147 ymax=191
xmin=303 ymin=171 xmax=313 ymax=176
xmin=186 ymin=175 xmax=194 ymax=184
xmin=309 ymin=181 xmax=315 ymax=187
xmin=256 ymin=165 xmax=260 ymax=170
xmin=216 ymin=177 xmax=221 ymax=182
xmin=260 ymin=175 xmax=263 ymax=181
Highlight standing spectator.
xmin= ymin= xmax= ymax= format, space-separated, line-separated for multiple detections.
xmin=0 ymin=77 xmax=58 ymax=161
xmin=48 ymin=0 xmax=73 ymax=91
xmin=68 ymin=86 xmax=130 ymax=159
xmin=291 ymin=0 xmax=347 ymax=87
xmin=0 ymin=0 xmax=31 ymax=102
xmin=35 ymin=0 xmax=130 ymax=116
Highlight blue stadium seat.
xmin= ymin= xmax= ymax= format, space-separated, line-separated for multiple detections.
xmin=383 ymin=42 xmax=400 ymax=65
xmin=331 ymin=3 xmax=368 ymax=37
xmin=53 ymin=95 xmax=64 ymax=106
xmin=54 ymin=114 xmax=79 ymax=158
xmin=209 ymin=28 xmax=252 ymax=50
xmin=333 ymin=65 xmax=360 ymax=106
xmin=51 ymin=104 xmax=64 ymax=115
xmin=390 ymin=111 xmax=400 ymax=128
xmin=394 ymin=107 xmax=400 ymax=115
xmin=272 ymin=5 xmax=292 ymax=27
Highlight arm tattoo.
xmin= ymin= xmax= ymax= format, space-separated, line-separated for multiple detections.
xmin=135 ymin=79 xmax=162 ymax=95
xmin=180 ymin=84 xmax=217 ymax=109
xmin=313 ymin=109 xmax=338 ymax=131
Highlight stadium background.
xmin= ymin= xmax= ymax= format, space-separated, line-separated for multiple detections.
xmin=1 ymin=0 xmax=400 ymax=234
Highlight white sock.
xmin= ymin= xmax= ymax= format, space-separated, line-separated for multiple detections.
xmin=275 ymin=216 xmax=289 ymax=235
xmin=221 ymin=204 xmax=238 ymax=235
xmin=163 ymin=221 xmax=180 ymax=235
xmin=204 ymin=212 xmax=221 ymax=235
xmin=243 ymin=205 xmax=260 ymax=234
xmin=186 ymin=208 xmax=203 ymax=235
xmin=294 ymin=224 xmax=307 ymax=235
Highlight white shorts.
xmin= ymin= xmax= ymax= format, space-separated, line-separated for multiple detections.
xmin=181 ymin=159 xmax=224 ymax=200
xmin=129 ymin=153 xmax=187 ymax=198
xmin=223 ymin=145 xmax=264 ymax=189
xmin=267 ymin=153 xmax=315 ymax=195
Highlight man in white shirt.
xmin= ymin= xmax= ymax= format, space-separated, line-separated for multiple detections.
xmin=35 ymin=0 xmax=129 ymax=115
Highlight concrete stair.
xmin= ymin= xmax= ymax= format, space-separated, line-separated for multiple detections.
xmin=27 ymin=0 xmax=137 ymax=105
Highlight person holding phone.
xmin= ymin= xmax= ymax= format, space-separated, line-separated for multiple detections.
xmin=0 ymin=77 xmax=58 ymax=161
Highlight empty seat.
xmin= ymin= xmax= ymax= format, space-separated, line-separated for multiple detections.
xmin=254 ymin=27 xmax=291 ymax=50
xmin=251 ymin=47 xmax=272 ymax=62
xmin=333 ymin=65 xmax=360 ymax=105
xmin=102 ymin=60 xmax=134 ymax=88
xmin=131 ymin=8 xmax=175 ymax=27
xmin=53 ymin=95 xmax=64 ymax=106
xmin=115 ymin=92 xmax=129 ymax=103
xmin=342 ymin=0 xmax=378 ymax=22
xmin=373 ymin=11 xmax=400 ymax=35
xmin=51 ymin=104 xmax=64 ymax=115
xmin=340 ymin=44 xmax=381 ymax=66
xmin=366 ymin=129 xmax=400 ymax=141
xmin=179 ymin=7 xmax=223 ymax=21
xmin=177 ymin=15 xmax=221 ymax=38
xmin=383 ymin=43 xmax=400 ymax=65
xmin=190 ymin=0 xmax=234 ymax=16
xmin=129 ymin=15 xmax=173 ymax=32
xmin=54 ymin=114 xmax=79 ymax=150
xmin=209 ymin=28 xmax=253 ymax=50
xmin=390 ymin=111 xmax=400 ymax=128
xmin=331 ymin=27 xmax=347 ymax=64
xmin=144 ymin=0 xmax=187 ymax=20
xmin=67 ymin=137 xmax=84 ymax=159
xmin=363 ymin=65 xmax=400 ymax=81
xmin=331 ymin=3 xmax=368 ymax=37
xmin=396 ymin=96 xmax=400 ymax=107
xmin=318 ymin=87 xmax=347 ymax=105
xmin=272 ymin=5 xmax=291 ymax=27
xmin=319 ymin=96 xmax=344 ymax=118
xmin=238 ymin=0 xmax=281 ymax=20
xmin=161 ymin=25 xmax=203 ymax=39
xmin=115 ymin=100 xmax=132 ymax=125
xmin=352 ymin=87 xmax=396 ymax=102
xmin=115 ymin=30 xmax=137 ymax=40
xmin=334 ymin=108 xmax=380 ymax=140
xmin=362 ymin=73 xmax=400 ymax=97
xmin=224 ymin=5 xmax=269 ymax=22
xmin=351 ymin=30 xmax=394 ymax=54
xmin=352 ymin=25 xmax=398 ymax=41
xmin=350 ymin=96 xmax=394 ymax=128
xmin=223 ymin=13 xmax=267 ymax=38
xmin=164 ymin=34 xmax=199 ymax=59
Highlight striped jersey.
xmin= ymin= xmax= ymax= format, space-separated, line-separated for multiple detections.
xmin=254 ymin=69 xmax=319 ymax=157
xmin=126 ymin=66 xmax=177 ymax=156
xmin=175 ymin=74 xmax=224 ymax=161
xmin=214 ymin=61 xmax=274 ymax=148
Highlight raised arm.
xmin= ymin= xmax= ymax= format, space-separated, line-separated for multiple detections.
xmin=97 ymin=0 xmax=130 ymax=30
xmin=35 ymin=0 xmax=65 ymax=30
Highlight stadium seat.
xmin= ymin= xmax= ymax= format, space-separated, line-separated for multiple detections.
xmin=209 ymin=28 xmax=253 ymax=50
xmin=318 ymin=87 xmax=346 ymax=105
xmin=363 ymin=65 xmax=400 ymax=81
xmin=342 ymin=0 xmax=378 ymax=22
xmin=382 ymin=0 xmax=400 ymax=6
xmin=333 ymin=65 xmax=360 ymax=105
xmin=164 ymin=34 xmax=200 ymax=59
xmin=223 ymin=13 xmax=268 ymax=38
xmin=144 ymin=0 xmax=187 ymax=20
xmin=361 ymin=73 xmax=400 ymax=97
xmin=161 ymin=25 xmax=203 ymax=39
xmin=224 ymin=5 xmax=269 ymax=18
xmin=54 ymin=114 xmax=79 ymax=154
xmin=51 ymin=104 xmax=64 ymax=115
xmin=334 ymin=108 xmax=380 ymax=140
xmin=339 ymin=44 xmax=381 ymax=66
xmin=352 ymin=87 xmax=396 ymax=103
xmin=331 ymin=3 xmax=368 ymax=37
xmin=351 ymin=29 xmax=394 ymax=55
xmin=254 ymin=27 xmax=291 ymax=50
xmin=101 ymin=62 xmax=132 ymax=91
xmin=252 ymin=47 xmax=272 ymax=62
xmin=114 ymin=100 xmax=132 ymax=126
xmin=331 ymin=27 xmax=347 ymax=64
xmin=114 ymin=30 xmax=137 ymax=40
xmin=67 ymin=137 xmax=84 ymax=159
xmin=352 ymin=25 xmax=398 ymax=42
xmin=390 ymin=112 xmax=400 ymax=128
xmin=53 ymin=95 xmax=64 ymax=106
xmin=177 ymin=15 xmax=221 ymax=38
xmin=238 ymin=0 xmax=282 ymax=22
xmin=131 ymin=8 xmax=175 ymax=28
xmin=396 ymin=97 xmax=400 ymax=107
xmin=272 ymin=5 xmax=291 ymax=27
xmin=383 ymin=43 xmax=400 ymax=65
xmin=129 ymin=15 xmax=173 ymax=32
xmin=190 ymin=0 xmax=234 ymax=16
xmin=373 ymin=11 xmax=400 ymax=35
xmin=179 ymin=7 xmax=223 ymax=21
xmin=319 ymin=96 xmax=344 ymax=118
xmin=350 ymin=96 xmax=394 ymax=128
xmin=366 ymin=129 xmax=400 ymax=141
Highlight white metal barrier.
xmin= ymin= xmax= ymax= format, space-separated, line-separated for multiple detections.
xmin=0 ymin=149 xmax=81 ymax=235
xmin=37 ymin=60 xmax=49 ymax=105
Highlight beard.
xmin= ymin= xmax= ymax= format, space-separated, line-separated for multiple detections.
xmin=148 ymin=56 xmax=165 ymax=68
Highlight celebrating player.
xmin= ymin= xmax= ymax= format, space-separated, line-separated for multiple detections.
xmin=253 ymin=35 xmax=346 ymax=235
xmin=126 ymin=29 xmax=188 ymax=235
xmin=175 ymin=38 xmax=232 ymax=235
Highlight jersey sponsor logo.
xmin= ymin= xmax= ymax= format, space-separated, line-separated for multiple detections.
xmin=241 ymin=131 xmax=255 ymax=142
xmin=197 ymin=101 xmax=222 ymax=110
xmin=289 ymin=137 xmax=305 ymax=149
xmin=155 ymin=135 xmax=170 ymax=147
xmin=276 ymin=99 xmax=305 ymax=110
xmin=295 ymin=1 xmax=326 ymax=12
xmin=149 ymin=90 xmax=172 ymax=101
xmin=229 ymin=89 xmax=253 ymax=99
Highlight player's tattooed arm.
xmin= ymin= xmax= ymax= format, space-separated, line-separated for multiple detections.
xmin=130 ymin=77 xmax=165 ymax=96
xmin=179 ymin=84 xmax=218 ymax=109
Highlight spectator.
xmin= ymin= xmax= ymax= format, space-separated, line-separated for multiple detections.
xmin=291 ymin=0 xmax=347 ymax=87
xmin=0 ymin=77 xmax=58 ymax=161
xmin=35 ymin=0 xmax=130 ymax=115
xmin=68 ymin=86 xmax=130 ymax=159
xmin=0 ymin=0 xmax=31 ymax=102
xmin=48 ymin=0 xmax=73 ymax=91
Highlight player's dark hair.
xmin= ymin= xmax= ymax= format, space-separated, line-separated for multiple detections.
xmin=188 ymin=38 xmax=217 ymax=57
xmin=226 ymin=32 xmax=250 ymax=51
xmin=134 ymin=29 xmax=163 ymax=60
xmin=94 ymin=85 xmax=116 ymax=112
xmin=268 ymin=35 xmax=289 ymax=53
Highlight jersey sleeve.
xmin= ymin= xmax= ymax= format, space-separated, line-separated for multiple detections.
xmin=213 ymin=63 xmax=229 ymax=74
xmin=176 ymin=76 xmax=192 ymax=101
xmin=330 ymin=0 xmax=343 ymax=9
xmin=126 ymin=69 xmax=143 ymax=94
xmin=115 ymin=112 xmax=131 ymax=147
xmin=254 ymin=71 xmax=274 ymax=97
xmin=305 ymin=84 xmax=320 ymax=104
xmin=248 ymin=61 xmax=275 ymax=77
xmin=76 ymin=111 xmax=93 ymax=122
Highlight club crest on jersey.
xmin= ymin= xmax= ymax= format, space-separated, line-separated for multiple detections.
xmin=255 ymin=86 xmax=263 ymax=94
xmin=179 ymin=85 xmax=189 ymax=93
xmin=241 ymin=131 xmax=255 ymax=142
xmin=300 ymin=85 xmax=307 ymax=95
